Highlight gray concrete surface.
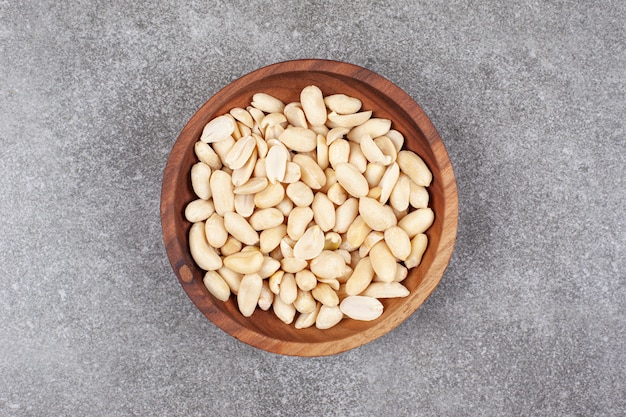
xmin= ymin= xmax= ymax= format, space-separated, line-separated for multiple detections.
xmin=1 ymin=1 xmax=624 ymax=416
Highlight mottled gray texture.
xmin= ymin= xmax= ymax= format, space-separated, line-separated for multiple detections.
xmin=1 ymin=0 xmax=624 ymax=416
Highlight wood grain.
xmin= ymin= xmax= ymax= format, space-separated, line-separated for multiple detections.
xmin=160 ymin=59 xmax=458 ymax=356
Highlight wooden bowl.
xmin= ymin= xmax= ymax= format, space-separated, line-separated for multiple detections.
xmin=161 ymin=59 xmax=458 ymax=356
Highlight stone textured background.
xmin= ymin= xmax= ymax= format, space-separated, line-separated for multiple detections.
xmin=1 ymin=1 xmax=624 ymax=416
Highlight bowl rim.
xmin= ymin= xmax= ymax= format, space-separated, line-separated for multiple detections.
xmin=161 ymin=58 xmax=458 ymax=356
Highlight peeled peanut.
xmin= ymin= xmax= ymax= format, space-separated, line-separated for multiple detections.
xmin=234 ymin=177 xmax=268 ymax=195
xmin=230 ymin=107 xmax=254 ymax=128
xmin=347 ymin=118 xmax=391 ymax=143
xmin=362 ymin=282 xmax=409 ymax=298
xmin=204 ymin=213 xmax=228 ymax=248
xmin=346 ymin=215 xmax=372 ymax=249
xmin=259 ymin=224 xmax=287 ymax=254
xmin=224 ymin=135 xmax=256 ymax=170
xmin=312 ymin=192 xmax=335 ymax=232
xmin=335 ymin=162 xmax=369 ymax=198
xmin=185 ymin=199 xmax=215 ymax=223
xmin=251 ymin=93 xmax=285 ymax=113
xmin=378 ymin=162 xmax=400 ymax=204
xmin=194 ymin=141 xmax=222 ymax=170
xmin=273 ymin=295 xmax=296 ymax=324
xmin=348 ymin=141 xmax=368 ymax=173
xmin=200 ymin=115 xmax=236 ymax=143
xmin=265 ymin=144 xmax=289 ymax=183
xmin=301 ymin=85 xmax=327 ymax=126
xmin=286 ymin=181 xmax=314 ymax=207
xmin=210 ymin=170 xmax=235 ymax=216
xmin=405 ymin=233 xmax=428 ymax=269
xmin=312 ymin=282 xmax=339 ymax=307
xmin=218 ymin=267 xmax=242 ymax=294
xmin=234 ymin=193 xmax=255 ymax=218
xmin=278 ymin=272 xmax=298 ymax=304
xmin=398 ymin=208 xmax=434 ymax=238
xmin=315 ymin=305 xmax=343 ymax=329
xmin=189 ymin=222 xmax=222 ymax=271
xmin=292 ymin=154 xmax=326 ymax=190
xmin=284 ymin=102 xmax=308 ymax=128
xmin=254 ymin=182 xmax=285 ymax=209
xmin=211 ymin=135 xmax=235 ymax=163
xmin=345 ymin=257 xmax=375 ymax=296
xmin=328 ymin=139 xmax=350 ymax=168
xmin=278 ymin=126 xmax=317 ymax=153
xmin=409 ymin=181 xmax=430 ymax=208
xmin=248 ymin=208 xmax=284 ymax=230
xmin=223 ymin=250 xmax=263 ymax=274
xmin=339 ymin=296 xmax=383 ymax=321
xmin=369 ymin=241 xmax=397 ymax=282
xmin=257 ymin=256 xmax=281 ymax=279
xmin=397 ymin=150 xmax=432 ymax=187
xmin=203 ymin=270 xmax=231 ymax=301
xmin=324 ymin=94 xmax=362 ymax=114
xmin=237 ymin=273 xmax=263 ymax=317
xmin=316 ymin=134 xmax=329 ymax=170
xmin=386 ymin=129 xmax=405 ymax=152
xmin=326 ymin=126 xmax=349 ymax=145
xmin=221 ymin=236 xmax=243 ymax=257
xmin=295 ymin=269 xmax=318 ymax=291
xmin=295 ymin=303 xmax=321 ymax=329
xmin=231 ymin=148 xmax=258 ymax=187
xmin=258 ymin=280 xmax=274 ymax=311
xmin=292 ymin=224 xmax=325 ymax=260
xmin=359 ymin=231 xmax=384 ymax=258
xmin=327 ymin=110 xmax=372 ymax=128
xmin=287 ymin=207 xmax=314 ymax=241
xmin=191 ymin=162 xmax=212 ymax=200
xmin=390 ymin=174 xmax=410 ymax=211
xmin=293 ymin=290 xmax=317 ymax=314
xmin=360 ymin=134 xmax=392 ymax=165
xmin=384 ymin=226 xmax=412 ymax=261
xmin=280 ymin=257 xmax=308 ymax=273
xmin=310 ymin=250 xmax=346 ymax=280
xmin=359 ymin=197 xmax=397 ymax=231
xmin=333 ymin=198 xmax=359 ymax=234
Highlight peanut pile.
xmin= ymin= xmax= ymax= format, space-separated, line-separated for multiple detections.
xmin=185 ymin=86 xmax=434 ymax=329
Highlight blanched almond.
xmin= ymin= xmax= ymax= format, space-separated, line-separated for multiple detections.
xmin=251 ymin=92 xmax=285 ymax=113
xmin=358 ymin=197 xmax=397 ymax=231
xmin=301 ymin=85 xmax=327 ymax=126
xmin=189 ymin=222 xmax=222 ymax=271
xmin=384 ymin=226 xmax=411 ymax=261
xmin=204 ymin=213 xmax=228 ymax=248
xmin=224 ymin=249 xmax=264 ymax=274
xmin=397 ymin=150 xmax=432 ymax=187
xmin=203 ymin=270 xmax=231 ymax=301
xmin=324 ymin=94 xmax=362 ymax=114
xmin=200 ymin=115 xmax=236 ymax=143
xmin=237 ymin=273 xmax=263 ymax=317
xmin=194 ymin=141 xmax=222 ymax=170
xmin=191 ymin=162 xmax=212 ymax=200
xmin=335 ymin=162 xmax=369 ymax=198
xmin=369 ymin=241 xmax=397 ymax=282
xmin=398 ymin=208 xmax=434 ymax=238
xmin=339 ymin=295 xmax=383 ymax=321
xmin=278 ymin=126 xmax=317 ymax=152
xmin=292 ymin=224 xmax=325 ymax=260
xmin=184 ymin=199 xmax=215 ymax=223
